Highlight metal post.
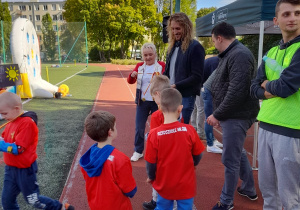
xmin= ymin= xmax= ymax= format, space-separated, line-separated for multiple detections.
xmin=84 ymin=21 xmax=88 ymax=67
xmin=1 ymin=20 xmax=6 ymax=64
xmin=175 ymin=0 xmax=181 ymax=12
xmin=56 ymin=20 xmax=61 ymax=67
xmin=258 ymin=21 xmax=265 ymax=67
xmin=170 ymin=0 xmax=173 ymax=15
xmin=252 ymin=121 xmax=259 ymax=170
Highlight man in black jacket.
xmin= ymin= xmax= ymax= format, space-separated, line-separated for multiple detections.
xmin=163 ymin=12 xmax=205 ymax=124
xmin=207 ymin=22 xmax=259 ymax=210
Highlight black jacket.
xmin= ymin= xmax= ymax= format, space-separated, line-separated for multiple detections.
xmin=211 ymin=40 xmax=259 ymax=121
xmin=164 ymin=40 xmax=205 ymax=97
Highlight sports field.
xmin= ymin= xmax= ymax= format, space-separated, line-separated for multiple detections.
xmin=0 ymin=64 xmax=105 ymax=209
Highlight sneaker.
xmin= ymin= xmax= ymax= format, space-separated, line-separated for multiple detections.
xmin=130 ymin=152 xmax=143 ymax=161
xmin=237 ymin=187 xmax=258 ymax=201
xmin=212 ymin=201 xmax=234 ymax=210
xmin=214 ymin=139 xmax=223 ymax=148
xmin=143 ymin=199 xmax=156 ymax=210
xmin=207 ymin=145 xmax=223 ymax=153
xmin=64 ymin=203 xmax=75 ymax=210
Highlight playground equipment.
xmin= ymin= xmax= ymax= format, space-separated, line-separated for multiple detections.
xmin=10 ymin=18 xmax=58 ymax=98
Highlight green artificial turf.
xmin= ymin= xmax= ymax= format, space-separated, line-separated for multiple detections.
xmin=0 ymin=64 xmax=105 ymax=209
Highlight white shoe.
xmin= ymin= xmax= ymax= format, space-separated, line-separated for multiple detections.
xmin=130 ymin=152 xmax=143 ymax=161
xmin=214 ymin=139 xmax=223 ymax=148
xmin=207 ymin=145 xmax=223 ymax=153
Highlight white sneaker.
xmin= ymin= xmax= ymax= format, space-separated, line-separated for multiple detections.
xmin=214 ymin=139 xmax=223 ymax=148
xmin=130 ymin=152 xmax=143 ymax=161
xmin=207 ymin=145 xmax=223 ymax=153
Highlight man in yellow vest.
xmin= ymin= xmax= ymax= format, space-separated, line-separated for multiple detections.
xmin=250 ymin=0 xmax=300 ymax=209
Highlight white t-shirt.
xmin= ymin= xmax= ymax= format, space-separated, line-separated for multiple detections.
xmin=141 ymin=64 xmax=155 ymax=101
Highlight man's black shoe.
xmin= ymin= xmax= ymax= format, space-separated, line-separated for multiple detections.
xmin=143 ymin=199 xmax=156 ymax=210
xmin=237 ymin=187 xmax=258 ymax=201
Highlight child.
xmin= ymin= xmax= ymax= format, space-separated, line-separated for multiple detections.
xmin=80 ymin=110 xmax=137 ymax=210
xmin=145 ymin=88 xmax=205 ymax=210
xmin=0 ymin=92 xmax=74 ymax=210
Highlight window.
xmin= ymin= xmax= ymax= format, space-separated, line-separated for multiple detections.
xmin=28 ymin=5 xmax=32 ymax=11
xmin=53 ymin=25 xmax=58 ymax=31
xmin=21 ymin=15 xmax=27 ymax=18
xmin=8 ymin=5 xmax=13 ymax=11
xmin=53 ymin=15 xmax=57 ymax=21
xmin=59 ymin=15 xmax=63 ymax=21
xmin=58 ymin=4 xmax=63 ymax=10
xmin=29 ymin=15 xmax=32 ymax=21
xmin=36 ymin=25 xmax=41 ymax=31
xmin=34 ymin=5 xmax=39 ymax=11
xmin=43 ymin=5 xmax=48 ymax=11
xmin=36 ymin=15 xmax=40 ymax=21
xmin=52 ymin=4 xmax=56 ymax=11
xmin=19 ymin=5 xmax=26 ymax=11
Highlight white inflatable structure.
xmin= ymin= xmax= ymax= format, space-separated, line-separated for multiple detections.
xmin=10 ymin=18 xmax=58 ymax=98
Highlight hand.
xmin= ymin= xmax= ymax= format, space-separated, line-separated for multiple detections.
xmin=207 ymin=115 xmax=220 ymax=127
xmin=261 ymin=80 xmax=269 ymax=89
xmin=264 ymin=91 xmax=275 ymax=99
xmin=146 ymin=178 xmax=153 ymax=184
xmin=171 ymin=84 xmax=176 ymax=88
xmin=131 ymin=71 xmax=138 ymax=78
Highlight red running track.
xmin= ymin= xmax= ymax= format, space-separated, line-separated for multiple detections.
xmin=60 ymin=64 xmax=263 ymax=210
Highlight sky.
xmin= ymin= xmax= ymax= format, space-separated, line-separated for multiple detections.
xmin=197 ymin=0 xmax=236 ymax=10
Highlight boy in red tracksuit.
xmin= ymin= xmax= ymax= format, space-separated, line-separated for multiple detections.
xmin=0 ymin=92 xmax=74 ymax=210
xmin=145 ymin=88 xmax=205 ymax=210
xmin=80 ymin=110 xmax=137 ymax=210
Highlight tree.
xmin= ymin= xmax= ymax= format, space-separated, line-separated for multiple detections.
xmin=0 ymin=0 xmax=12 ymax=63
xmin=197 ymin=7 xmax=217 ymax=54
xmin=42 ymin=13 xmax=56 ymax=61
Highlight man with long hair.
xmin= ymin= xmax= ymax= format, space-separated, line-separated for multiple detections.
xmin=163 ymin=12 xmax=205 ymax=125
xmin=251 ymin=0 xmax=300 ymax=208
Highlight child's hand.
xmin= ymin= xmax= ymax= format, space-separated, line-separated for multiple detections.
xmin=131 ymin=71 xmax=138 ymax=78
xmin=146 ymin=178 xmax=153 ymax=184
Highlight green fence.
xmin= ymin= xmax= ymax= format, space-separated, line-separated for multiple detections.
xmin=0 ymin=20 xmax=88 ymax=67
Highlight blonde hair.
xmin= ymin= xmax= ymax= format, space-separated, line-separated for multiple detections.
xmin=160 ymin=88 xmax=182 ymax=113
xmin=167 ymin=12 xmax=194 ymax=53
xmin=141 ymin=43 xmax=157 ymax=60
xmin=0 ymin=92 xmax=22 ymax=109
xmin=150 ymin=75 xmax=171 ymax=96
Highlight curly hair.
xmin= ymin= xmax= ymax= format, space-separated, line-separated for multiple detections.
xmin=167 ymin=12 xmax=194 ymax=53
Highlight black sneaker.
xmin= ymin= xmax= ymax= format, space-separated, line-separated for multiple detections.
xmin=143 ymin=199 xmax=156 ymax=210
xmin=212 ymin=201 xmax=234 ymax=210
xmin=237 ymin=187 xmax=258 ymax=201
xmin=64 ymin=203 xmax=75 ymax=210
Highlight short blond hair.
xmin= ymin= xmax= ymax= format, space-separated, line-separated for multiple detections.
xmin=141 ymin=43 xmax=157 ymax=60
xmin=0 ymin=92 xmax=22 ymax=109
xmin=160 ymin=88 xmax=182 ymax=113
xmin=150 ymin=75 xmax=170 ymax=96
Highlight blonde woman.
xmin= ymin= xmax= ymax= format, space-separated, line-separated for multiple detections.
xmin=127 ymin=43 xmax=165 ymax=162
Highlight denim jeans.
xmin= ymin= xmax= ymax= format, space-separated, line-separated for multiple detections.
xmin=2 ymin=161 xmax=62 ymax=210
xmin=155 ymin=193 xmax=194 ymax=210
xmin=134 ymin=100 xmax=158 ymax=153
xmin=201 ymin=88 xmax=215 ymax=146
xmin=219 ymin=118 xmax=256 ymax=205
xmin=182 ymin=96 xmax=196 ymax=124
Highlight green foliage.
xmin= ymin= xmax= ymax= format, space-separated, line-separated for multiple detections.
xmin=205 ymin=46 xmax=218 ymax=55
xmin=239 ymin=34 xmax=282 ymax=61
xmin=111 ymin=59 xmax=141 ymax=65
xmin=0 ymin=1 xmax=12 ymax=63
xmin=42 ymin=14 xmax=57 ymax=61
xmin=197 ymin=7 xmax=217 ymax=18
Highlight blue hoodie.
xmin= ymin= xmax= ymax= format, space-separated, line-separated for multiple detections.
xmin=80 ymin=144 xmax=115 ymax=178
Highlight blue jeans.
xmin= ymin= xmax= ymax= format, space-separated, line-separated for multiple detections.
xmin=219 ymin=118 xmax=256 ymax=205
xmin=182 ymin=96 xmax=196 ymax=124
xmin=2 ymin=161 xmax=62 ymax=210
xmin=201 ymin=88 xmax=214 ymax=146
xmin=134 ymin=101 xmax=158 ymax=153
xmin=155 ymin=193 xmax=194 ymax=210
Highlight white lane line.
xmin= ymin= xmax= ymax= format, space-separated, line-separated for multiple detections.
xmin=21 ymin=67 xmax=88 ymax=105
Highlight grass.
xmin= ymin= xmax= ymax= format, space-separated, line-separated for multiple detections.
xmin=0 ymin=64 xmax=105 ymax=209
